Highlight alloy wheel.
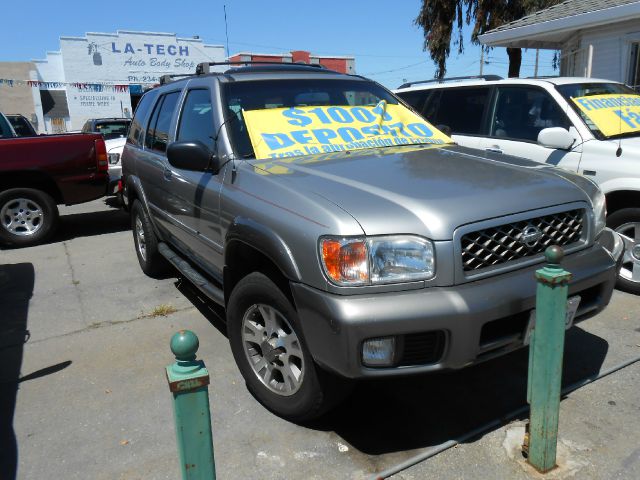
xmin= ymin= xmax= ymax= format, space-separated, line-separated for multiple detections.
xmin=1 ymin=198 xmax=44 ymax=237
xmin=615 ymin=221 xmax=640 ymax=284
xmin=241 ymin=303 xmax=305 ymax=396
xmin=135 ymin=215 xmax=147 ymax=261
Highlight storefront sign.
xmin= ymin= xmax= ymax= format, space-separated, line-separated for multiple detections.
xmin=243 ymin=101 xmax=452 ymax=160
xmin=572 ymin=93 xmax=640 ymax=137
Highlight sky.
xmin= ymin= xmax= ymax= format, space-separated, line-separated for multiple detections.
xmin=0 ymin=0 xmax=558 ymax=89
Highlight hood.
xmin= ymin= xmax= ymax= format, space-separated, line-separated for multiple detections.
xmin=105 ymin=137 xmax=126 ymax=154
xmin=249 ymin=144 xmax=589 ymax=240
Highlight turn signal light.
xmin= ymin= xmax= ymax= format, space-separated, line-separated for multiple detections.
xmin=321 ymin=238 xmax=368 ymax=285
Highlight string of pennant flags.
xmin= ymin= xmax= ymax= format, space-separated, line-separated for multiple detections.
xmin=0 ymin=78 xmax=134 ymax=92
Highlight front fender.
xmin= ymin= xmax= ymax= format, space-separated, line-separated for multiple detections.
xmin=225 ymin=216 xmax=302 ymax=282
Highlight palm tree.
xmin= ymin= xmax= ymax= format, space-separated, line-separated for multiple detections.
xmin=415 ymin=0 xmax=561 ymax=79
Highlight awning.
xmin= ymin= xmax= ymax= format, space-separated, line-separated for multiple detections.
xmin=40 ymin=90 xmax=69 ymax=117
xmin=479 ymin=0 xmax=640 ymax=49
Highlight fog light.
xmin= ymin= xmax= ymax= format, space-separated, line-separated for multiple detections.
xmin=362 ymin=337 xmax=396 ymax=367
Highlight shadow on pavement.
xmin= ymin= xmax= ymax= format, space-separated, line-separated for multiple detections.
xmin=175 ymin=279 xmax=227 ymax=337
xmin=0 ymin=263 xmax=34 ymax=480
xmin=313 ymin=326 xmax=608 ymax=456
xmin=53 ymin=206 xmax=130 ymax=243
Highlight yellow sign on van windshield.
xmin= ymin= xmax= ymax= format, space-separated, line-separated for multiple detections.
xmin=242 ymin=101 xmax=452 ymax=160
xmin=572 ymin=94 xmax=640 ymax=137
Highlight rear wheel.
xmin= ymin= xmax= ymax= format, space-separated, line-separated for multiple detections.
xmin=227 ymin=272 xmax=350 ymax=422
xmin=131 ymin=200 xmax=169 ymax=277
xmin=0 ymin=188 xmax=58 ymax=248
xmin=607 ymin=208 xmax=640 ymax=295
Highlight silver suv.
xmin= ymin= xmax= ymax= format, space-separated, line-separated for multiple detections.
xmin=122 ymin=63 xmax=623 ymax=421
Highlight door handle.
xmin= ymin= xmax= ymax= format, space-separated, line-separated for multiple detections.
xmin=485 ymin=146 xmax=503 ymax=154
xmin=163 ymin=167 xmax=172 ymax=180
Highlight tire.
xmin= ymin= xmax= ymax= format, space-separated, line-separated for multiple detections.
xmin=130 ymin=200 xmax=170 ymax=277
xmin=607 ymin=208 xmax=640 ymax=295
xmin=0 ymin=188 xmax=58 ymax=248
xmin=227 ymin=272 xmax=350 ymax=422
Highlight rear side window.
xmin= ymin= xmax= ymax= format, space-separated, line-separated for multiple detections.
xmin=128 ymin=91 xmax=157 ymax=147
xmin=177 ymin=89 xmax=214 ymax=150
xmin=429 ymin=87 xmax=491 ymax=135
xmin=491 ymin=86 xmax=571 ymax=142
xmin=145 ymin=91 xmax=180 ymax=153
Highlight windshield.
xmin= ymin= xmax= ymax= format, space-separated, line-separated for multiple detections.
xmin=222 ymin=79 xmax=451 ymax=159
xmin=8 ymin=116 xmax=37 ymax=137
xmin=94 ymin=120 xmax=131 ymax=140
xmin=556 ymin=82 xmax=639 ymax=139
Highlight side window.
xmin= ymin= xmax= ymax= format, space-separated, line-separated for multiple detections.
xmin=145 ymin=96 xmax=163 ymax=150
xmin=128 ymin=91 xmax=157 ymax=146
xmin=177 ymin=89 xmax=214 ymax=150
xmin=0 ymin=115 xmax=13 ymax=138
xmin=396 ymin=90 xmax=431 ymax=117
xmin=491 ymin=87 xmax=571 ymax=142
xmin=145 ymin=91 xmax=180 ymax=153
xmin=431 ymin=87 xmax=490 ymax=135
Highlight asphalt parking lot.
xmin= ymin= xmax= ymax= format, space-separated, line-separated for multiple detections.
xmin=1 ymin=199 xmax=639 ymax=480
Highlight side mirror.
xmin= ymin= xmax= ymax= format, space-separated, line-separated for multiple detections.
xmin=167 ymin=141 xmax=220 ymax=173
xmin=537 ymin=127 xmax=575 ymax=150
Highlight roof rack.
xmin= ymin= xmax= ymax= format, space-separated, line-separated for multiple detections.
xmin=195 ymin=61 xmax=327 ymax=75
xmin=397 ymin=75 xmax=503 ymax=89
xmin=525 ymin=75 xmax=560 ymax=79
xmin=159 ymin=73 xmax=197 ymax=85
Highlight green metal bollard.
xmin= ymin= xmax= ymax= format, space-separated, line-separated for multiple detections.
xmin=526 ymin=246 xmax=572 ymax=473
xmin=166 ymin=330 xmax=216 ymax=479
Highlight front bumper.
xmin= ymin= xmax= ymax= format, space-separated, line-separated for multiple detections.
xmin=291 ymin=228 xmax=623 ymax=379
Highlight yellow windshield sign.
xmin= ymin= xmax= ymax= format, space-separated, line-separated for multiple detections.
xmin=572 ymin=93 xmax=640 ymax=137
xmin=242 ymin=101 xmax=452 ymax=160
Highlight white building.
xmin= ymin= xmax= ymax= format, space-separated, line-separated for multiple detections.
xmin=479 ymin=0 xmax=640 ymax=87
xmin=32 ymin=30 xmax=225 ymax=132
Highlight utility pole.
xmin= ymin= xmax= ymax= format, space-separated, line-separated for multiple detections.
xmin=534 ymin=49 xmax=539 ymax=77
xmin=479 ymin=47 xmax=484 ymax=76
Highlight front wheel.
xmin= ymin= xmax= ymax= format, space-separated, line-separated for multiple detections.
xmin=227 ymin=272 xmax=350 ymax=422
xmin=0 ymin=188 xmax=58 ymax=248
xmin=607 ymin=208 xmax=640 ymax=295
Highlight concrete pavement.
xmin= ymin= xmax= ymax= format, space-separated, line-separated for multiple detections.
xmin=1 ymin=199 xmax=639 ymax=479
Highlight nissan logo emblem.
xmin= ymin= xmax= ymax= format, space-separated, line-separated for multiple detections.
xmin=520 ymin=225 xmax=543 ymax=247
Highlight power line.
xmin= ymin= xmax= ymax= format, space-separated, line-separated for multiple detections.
xmin=361 ymin=60 xmax=428 ymax=76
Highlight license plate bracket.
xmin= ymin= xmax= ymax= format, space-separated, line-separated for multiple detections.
xmin=523 ymin=295 xmax=581 ymax=346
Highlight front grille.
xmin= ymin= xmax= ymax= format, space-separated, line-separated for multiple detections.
xmin=397 ymin=331 xmax=446 ymax=366
xmin=461 ymin=209 xmax=584 ymax=272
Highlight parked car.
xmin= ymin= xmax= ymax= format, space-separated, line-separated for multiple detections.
xmin=105 ymin=137 xmax=126 ymax=195
xmin=6 ymin=114 xmax=38 ymax=137
xmin=395 ymin=76 xmax=640 ymax=294
xmin=81 ymin=118 xmax=131 ymax=140
xmin=122 ymin=63 xmax=623 ymax=422
xmin=0 ymin=121 xmax=109 ymax=247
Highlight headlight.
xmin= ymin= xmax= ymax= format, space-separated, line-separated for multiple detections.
xmin=320 ymin=235 xmax=435 ymax=286
xmin=108 ymin=153 xmax=121 ymax=165
xmin=592 ymin=188 xmax=607 ymax=236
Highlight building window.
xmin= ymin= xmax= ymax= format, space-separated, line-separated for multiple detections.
xmin=628 ymin=43 xmax=640 ymax=91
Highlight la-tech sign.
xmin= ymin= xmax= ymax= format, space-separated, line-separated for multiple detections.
xmin=60 ymin=31 xmax=225 ymax=84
